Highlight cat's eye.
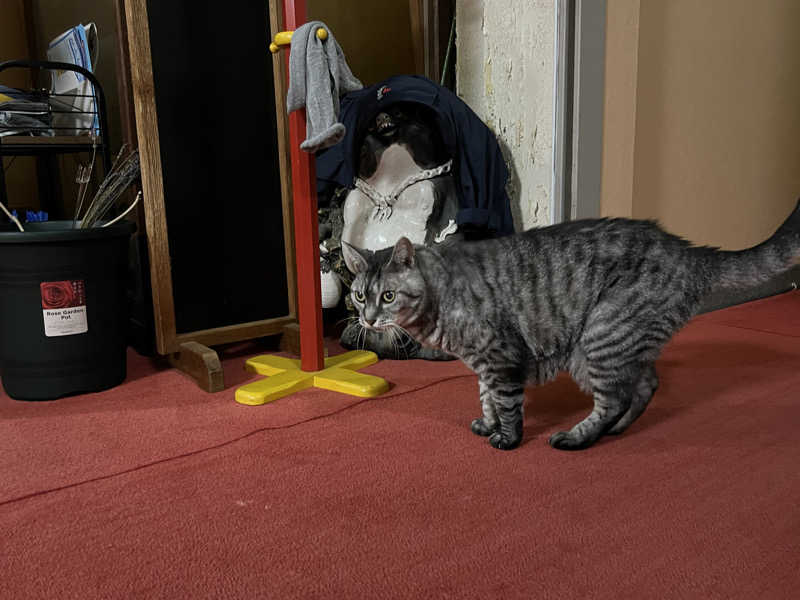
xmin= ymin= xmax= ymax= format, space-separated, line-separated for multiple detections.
xmin=382 ymin=291 xmax=396 ymax=303
xmin=353 ymin=290 xmax=366 ymax=303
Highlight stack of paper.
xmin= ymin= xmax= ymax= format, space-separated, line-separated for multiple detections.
xmin=0 ymin=85 xmax=52 ymax=137
xmin=47 ymin=23 xmax=99 ymax=136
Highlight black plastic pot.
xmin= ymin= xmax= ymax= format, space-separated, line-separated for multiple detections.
xmin=0 ymin=220 xmax=136 ymax=400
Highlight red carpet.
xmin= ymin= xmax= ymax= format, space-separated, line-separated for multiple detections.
xmin=2 ymin=291 xmax=799 ymax=599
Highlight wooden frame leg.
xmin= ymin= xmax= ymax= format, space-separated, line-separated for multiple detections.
xmin=169 ymin=341 xmax=225 ymax=392
xmin=280 ymin=322 xmax=327 ymax=358
xmin=279 ymin=323 xmax=301 ymax=356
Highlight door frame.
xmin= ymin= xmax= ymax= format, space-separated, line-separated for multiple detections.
xmin=552 ymin=0 xmax=606 ymax=223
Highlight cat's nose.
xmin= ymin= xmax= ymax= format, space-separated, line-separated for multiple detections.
xmin=364 ymin=318 xmax=376 ymax=327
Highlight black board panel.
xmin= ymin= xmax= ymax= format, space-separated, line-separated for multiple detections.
xmin=145 ymin=1 xmax=288 ymax=333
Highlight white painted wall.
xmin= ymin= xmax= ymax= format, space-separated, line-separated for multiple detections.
xmin=455 ymin=0 xmax=555 ymax=230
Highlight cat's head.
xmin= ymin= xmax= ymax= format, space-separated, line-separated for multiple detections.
xmin=341 ymin=237 xmax=428 ymax=333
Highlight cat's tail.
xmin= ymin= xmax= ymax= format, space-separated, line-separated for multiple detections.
xmin=709 ymin=198 xmax=800 ymax=290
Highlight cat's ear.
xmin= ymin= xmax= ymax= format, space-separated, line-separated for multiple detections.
xmin=391 ymin=237 xmax=415 ymax=268
xmin=342 ymin=241 xmax=371 ymax=275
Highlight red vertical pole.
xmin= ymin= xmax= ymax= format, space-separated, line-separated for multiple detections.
xmin=283 ymin=0 xmax=325 ymax=371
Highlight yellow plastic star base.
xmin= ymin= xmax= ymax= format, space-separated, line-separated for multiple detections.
xmin=235 ymin=350 xmax=389 ymax=406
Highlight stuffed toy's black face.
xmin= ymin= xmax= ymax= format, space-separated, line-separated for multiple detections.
xmin=357 ymin=103 xmax=449 ymax=178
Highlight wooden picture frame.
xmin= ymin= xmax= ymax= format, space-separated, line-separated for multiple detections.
xmin=122 ymin=0 xmax=297 ymax=390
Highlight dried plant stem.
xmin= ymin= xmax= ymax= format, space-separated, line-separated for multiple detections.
xmin=0 ymin=199 xmax=24 ymax=232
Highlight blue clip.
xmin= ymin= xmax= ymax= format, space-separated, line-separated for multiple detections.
xmin=25 ymin=210 xmax=49 ymax=223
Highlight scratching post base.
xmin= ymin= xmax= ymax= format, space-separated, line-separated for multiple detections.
xmin=235 ymin=350 xmax=388 ymax=405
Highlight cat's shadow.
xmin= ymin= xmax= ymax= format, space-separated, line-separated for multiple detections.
xmin=522 ymin=375 xmax=590 ymax=440
xmin=522 ymin=338 xmax=798 ymax=443
xmin=373 ymin=337 xmax=797 ymax=447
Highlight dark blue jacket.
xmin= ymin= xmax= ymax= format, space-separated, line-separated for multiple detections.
xmin=316 ymin=75 xmax=515 ymax=236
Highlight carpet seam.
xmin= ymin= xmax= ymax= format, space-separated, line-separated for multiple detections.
xmin=698 ymin=322 xmax=800 ymax=339
xmin=0 ymin=373 xmax=476 ymax=507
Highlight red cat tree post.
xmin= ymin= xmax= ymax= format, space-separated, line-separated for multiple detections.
xmin=281 ymin=0 xmax=324 ymax=371
xmin=234 ymin=0 xmax=388 ymax=405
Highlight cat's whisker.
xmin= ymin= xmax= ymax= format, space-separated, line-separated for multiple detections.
xmin=398 ymin=328 xmax=409 ymax=360
xmin=396 ymin=328 xmax=406 ymax=360
xmin=383 ymin=326 xmax=393 ymax=358
xmin=381 ymin=324 xmax=391 ymax=354
xmin=391 ymin=324 xmax=410 ymax=360
xmin=335 ymin=315 xmax=359 ymax=328
xmin=389 ymin=326 xmax=401 ymax=360
xmin=391 ymin=322 xmax=414 ymax=357
xmin=358 ymin=323 xmax=366 ymax=351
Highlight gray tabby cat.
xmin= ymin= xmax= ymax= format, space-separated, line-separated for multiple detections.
xmin=342 ymin=200 xmax=800 ymax=451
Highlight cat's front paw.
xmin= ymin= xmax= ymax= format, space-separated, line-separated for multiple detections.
xmin=548 ymin=431 xmax=593 ymax=451
xmin=470 ymin=418 xmax=496 ymax=437
xmin=489 ymin=431 xmax=521 ymax=451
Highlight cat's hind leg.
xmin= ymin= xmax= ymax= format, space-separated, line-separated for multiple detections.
xmin=549 ymin=363 xmax=639 ymax=450
xmin=605 ymin=363 xmax=659 ymax=435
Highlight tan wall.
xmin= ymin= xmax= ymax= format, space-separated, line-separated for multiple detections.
xmin=307 ymin=0 xmax=417 ymax=86
xmin=1 ymin=0 xmax=122 ymax=216
xmin=602 ymin=0 xmax=800 ymax=250
xmin=601 ymin=0 xmax=639 ymax=221
xmin=0 ymin=0 xmax=31 ymax=88
xmin=0 ymin=0 xmax=39 ymax=210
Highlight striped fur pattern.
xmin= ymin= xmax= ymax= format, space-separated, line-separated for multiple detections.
xmin=342 ymin=200 xmax=800 ymax=451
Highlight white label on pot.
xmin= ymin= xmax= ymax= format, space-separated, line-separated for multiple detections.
xmin=40 ymin=280 xmax=88 ymax=337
